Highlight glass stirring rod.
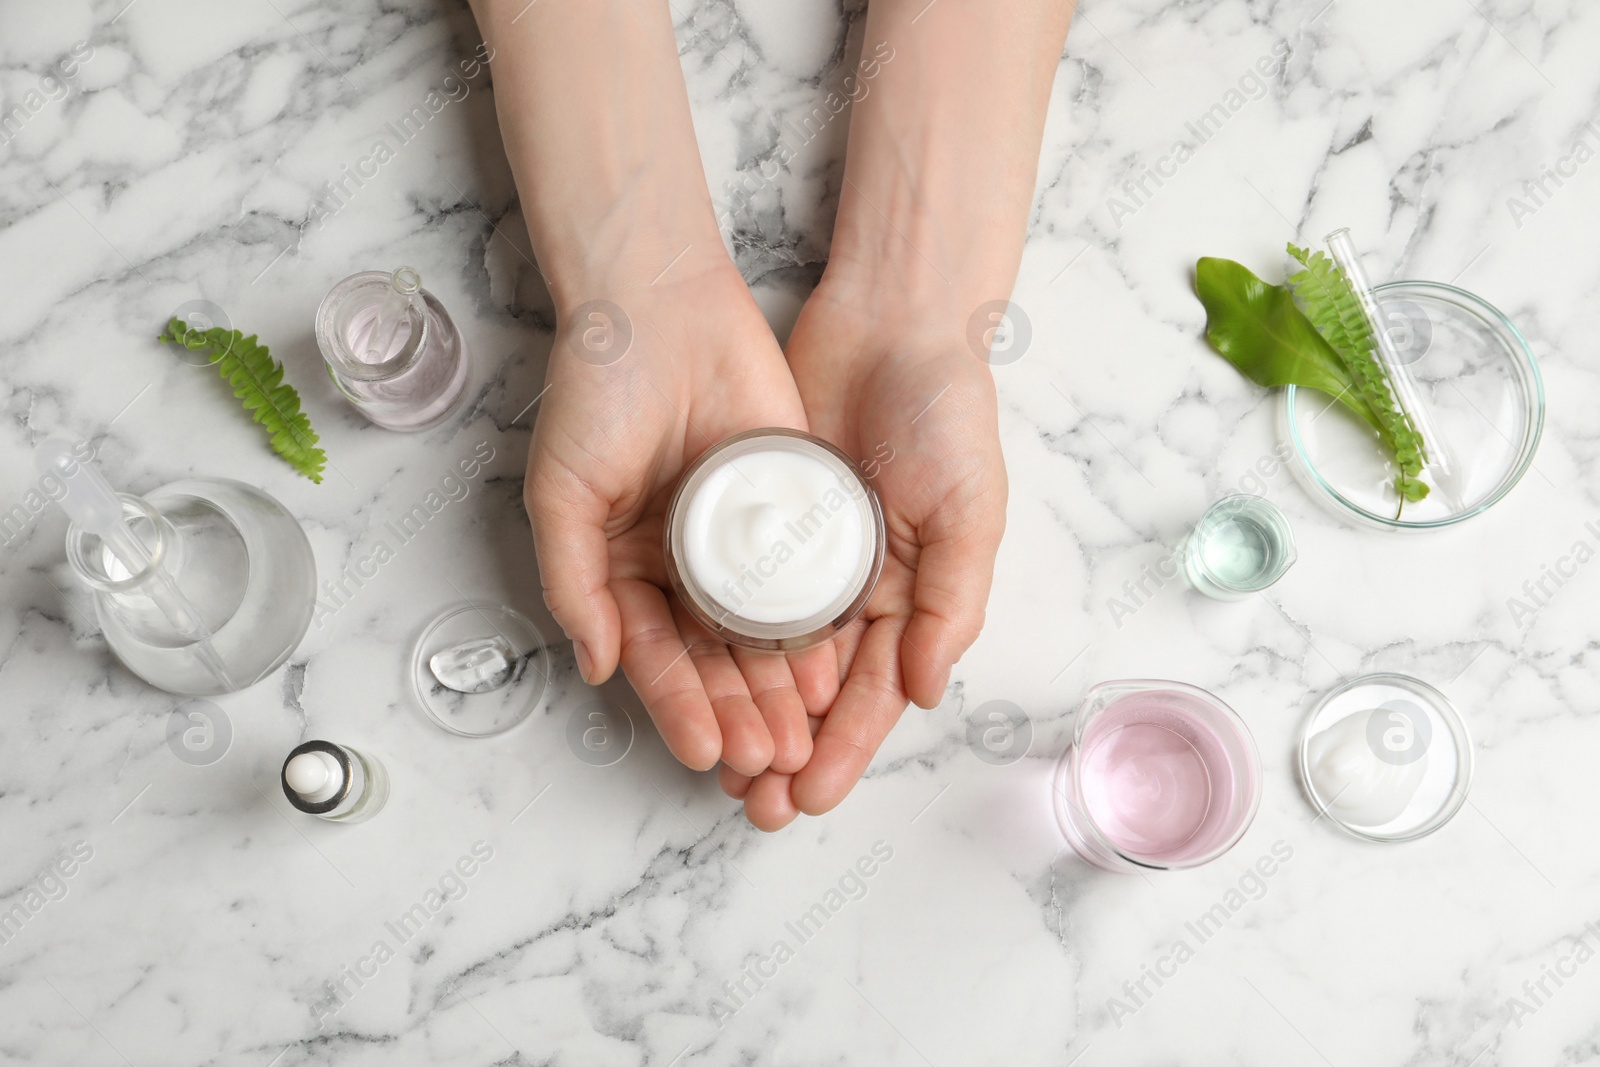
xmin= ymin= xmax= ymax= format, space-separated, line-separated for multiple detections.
xmin=362 ymin=266 xmax=423 ymax=364
xmin=1323 ymin=229 xmax=1467 ymax=512
xmin=35 ymin=440 xmax=237 ymax=691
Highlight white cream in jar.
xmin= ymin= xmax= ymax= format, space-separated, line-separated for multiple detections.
xmin=666 ymin=429 xmax=884 ymax=650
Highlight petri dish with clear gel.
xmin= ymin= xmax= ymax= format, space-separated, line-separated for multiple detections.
xmin=1182 ymin=494 xmax=1297 ymax=600
xmin=1280 ymin=281 xmax=1544 ymax=530
xmin=1296 ymin=672 xmax=1473 ymax=842
xmin=409 ymin=603 xmax=549 ymax=737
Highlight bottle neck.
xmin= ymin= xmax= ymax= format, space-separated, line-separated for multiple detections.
xmin=317 ymin=271 xmax=430 ymax=383
xmin=282 ymin=740 xmax=360 ymax=815
xmin=64 ymin=493 xmax=181 ymax=595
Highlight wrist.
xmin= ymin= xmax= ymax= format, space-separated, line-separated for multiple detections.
xmin=818 ymin=234 xmax=1021 ymax=346
xmin=532 ymin=193 xmax=733 ymax=315
xmin=469 ymin=0 xmax=731 ymax=310
xmin=813 ymin=0 xmax=1071 ymax=350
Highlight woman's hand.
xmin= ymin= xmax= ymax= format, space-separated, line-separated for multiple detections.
xmin=469 ymin=0 xmax=1068 ymax=827
xmin=468 ymin=0 xmax=837 ymax=784
xmin=713 ymin=0 xmax=1072 ymax=828
xmin=528 ymin=261 xmax=833 ymax=780
xmin=718 ymin=279 xmax=1007 ymax=828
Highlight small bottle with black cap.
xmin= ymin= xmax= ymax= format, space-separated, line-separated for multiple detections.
xmin=281 ymin=740 xmax=390 ymax=823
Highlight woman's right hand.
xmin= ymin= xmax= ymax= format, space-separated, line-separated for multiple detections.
xmin=527 ymin=257 xmax=836 ymax=786
xmin=467 ymin=0 xmax=837 ymax=794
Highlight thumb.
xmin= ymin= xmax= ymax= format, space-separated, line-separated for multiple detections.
xmin=525 ymin=458 xmax=621 ymax=684
xmin=900 ymin=522 xmax=1003 ymax=709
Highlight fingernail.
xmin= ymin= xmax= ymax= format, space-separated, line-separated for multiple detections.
xmin=574 ymin=640 xmax=594 ymax=683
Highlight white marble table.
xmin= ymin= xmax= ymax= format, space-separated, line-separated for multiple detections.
xmin=4 ymin=0 xmax=1599 ymax=1063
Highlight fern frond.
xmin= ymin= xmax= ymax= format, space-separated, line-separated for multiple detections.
xmin=159 ymin=318 xmax=328 ymax=483
xmin=1286 ymin=245 xmax=1430 ymax=505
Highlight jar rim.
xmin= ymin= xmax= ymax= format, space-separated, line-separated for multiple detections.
xmin=663 ymin=428 xmax=886 ymax=652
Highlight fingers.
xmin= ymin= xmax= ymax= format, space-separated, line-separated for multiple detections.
xmin=670 ymin=602 xmax=774 ymax=777
xmin=791 ymin=616 xmax=910 ymax=816
xmin=901 ymin=524 xmax=1003 ymax=709
xmin=785 ymin=640 xmax=842 ymax=716
xmin=614 ymin=578 xmax=722 ymax=771
xmin=525 ymin=456 xmax=623 ymax=684
xmin=718 ymin=764 xmax=753 ymax=800
xmin=731 ymin=647 xmax=813 ymax=773
xmin=742 ymin=770 xmax=801 ymax=832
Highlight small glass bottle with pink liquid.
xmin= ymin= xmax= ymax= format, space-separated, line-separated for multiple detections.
xmin=315 ymin=266 xmax=469 ymax=431
xmin=1054 ymin=680 xmax=1261 ymax=872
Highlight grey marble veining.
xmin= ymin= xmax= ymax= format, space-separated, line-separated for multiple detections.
xmin=3 ymin=0 xmax=1600 ymax=1064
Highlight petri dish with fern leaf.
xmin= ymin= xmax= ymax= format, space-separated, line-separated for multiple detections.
xmin=1278 ymin=281 xmax=1544 ymax=530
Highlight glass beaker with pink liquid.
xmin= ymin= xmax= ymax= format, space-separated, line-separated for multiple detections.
xmin=315 ymin=266 xmax=469 ymax=431
xmin=1053 ymin=680 xmax=1261 ymax=872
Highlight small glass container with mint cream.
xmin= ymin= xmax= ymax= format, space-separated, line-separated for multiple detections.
xmin=1182 ymin=494 xmax=1297 ymax=600
xmin=315 ymin=266 xmax=469 ymax=432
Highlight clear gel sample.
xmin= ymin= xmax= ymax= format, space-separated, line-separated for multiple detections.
xmin=429 ymin=635 xmax=523 ymax=694
xmin=409 ymin=604 xmax=549 ymax=737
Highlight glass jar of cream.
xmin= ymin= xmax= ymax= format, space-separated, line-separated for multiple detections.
xmin=664 ymin=429 xmax=885 ymax=651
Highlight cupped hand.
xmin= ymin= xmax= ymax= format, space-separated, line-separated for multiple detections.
xmin=526 ymin=260 xmax=839 ymax=782
xmin=721 ymin=280 xmax=1009 ymax=828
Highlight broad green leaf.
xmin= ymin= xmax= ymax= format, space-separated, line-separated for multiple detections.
xmin=1194 ymin=256 xmax=1382 ymax=432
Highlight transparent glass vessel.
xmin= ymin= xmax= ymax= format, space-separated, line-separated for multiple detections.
xmin=1182 ymin=494 xmax=1297 ymax=600
xmin=1053 ymin=680 xmax=1261 ymax=872
xmin=315 ymin=266 xmax=469 ymax=431
xmin=64 ymin=478 xmax=317 ymax=695
xmin=281 ymin=739 xmax=390 ymax=823
xmin=663 ymin=429 xmax=885 ymax=652
xmin=1279 ymin=280 xmax=1544 ymax=530
xmin=1296 ymin=672 xmax=1473 ymax=843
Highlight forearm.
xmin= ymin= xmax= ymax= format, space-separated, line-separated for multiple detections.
xmin=468 ymin=0 xmax=730 ymax=307
xmin=825 ymin=0 xmax=1075 ymax=324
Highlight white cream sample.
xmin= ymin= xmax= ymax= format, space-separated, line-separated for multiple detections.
xmin=681 ymin=447 xmax=871 ymax=624
xmin=1306 ymin=710 xmax=1428 ymax=826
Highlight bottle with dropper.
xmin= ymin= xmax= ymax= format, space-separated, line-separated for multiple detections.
xmin=281 ymin=740 xmax=390 ymax=823
xmin=315 ymin=266 xmax=469 ymax=432
xmin=38 ymin=440 xmax=317 ymax=695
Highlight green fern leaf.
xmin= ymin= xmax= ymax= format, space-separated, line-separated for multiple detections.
xmin=1285 ymin=245 xmax=1430 ymax=508
xmin=159 ymin=318 xmax=328 ymax=483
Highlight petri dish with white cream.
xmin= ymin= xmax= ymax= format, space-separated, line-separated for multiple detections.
xmin=1296 ymin=673 xmax=1472 ymax=842
xmin=665 ymin=429 xmax=885 ymax=651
